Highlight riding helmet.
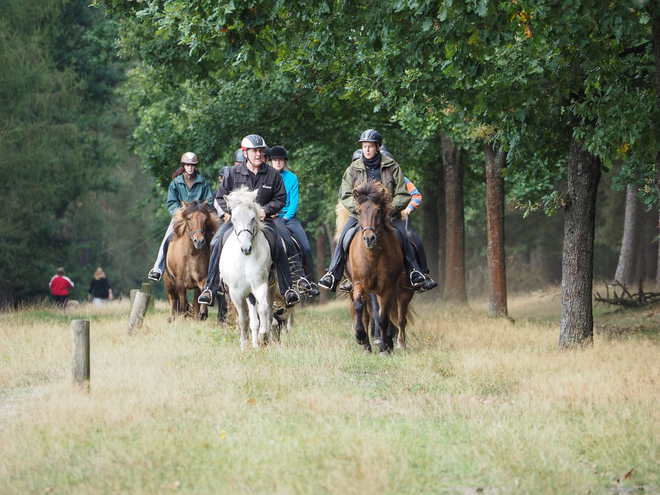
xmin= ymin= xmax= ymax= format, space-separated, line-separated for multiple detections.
xmin=264 ymin=145 xmax=271 ymax=159
xmin=219 ymin=166 xmax=233 ymax=178
xmin=352 ymin=149 xmax=363 ymax=161
xmin=181 ymin=152 xmax=199 ymax=164
xmin=358 ymin=129 xmax=383 ymax=145
xmin=270 ymin=146 xmax=289 ymax=160
xmin=241 ymin=134 xmax=267 ymax=151
xmin=233 ymin=148 xmax=246 ymax=163
xmin=380 ymin=145 xmax=394 ymax=159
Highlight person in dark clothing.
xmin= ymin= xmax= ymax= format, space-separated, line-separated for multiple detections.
xmin=88 ymin=267 xmax=113 ymax=305
xmin=198 ymin=134 xmax=306 ymax=308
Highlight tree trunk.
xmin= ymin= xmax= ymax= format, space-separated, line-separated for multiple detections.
xmin=652 ymin=7 xmax=660 ymax=285
xmin=558 ymin=133 xmax=601 ymax=349
xmin=442 ymin=135 xmax=467 ymax=303
xmin=316 ymin=232 xmax=328 ymax=304
xmin=645 ymin=206 xmax=658 ymax=281
xmin=614 ymin=184 xmax=642 ymax=284
xmin=484 ymin=143 xmax=508 ymax=317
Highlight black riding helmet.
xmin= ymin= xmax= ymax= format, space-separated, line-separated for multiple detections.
xmin=233 ymin=148 xmax=246 ymax=163
xmin=358 ymin=129 xmax=383 ymax=145
xmin=219 ymin=166 xmax=232 ymax=178
xmin=380 ymin=145 xmax=394 ymax=159
xmin=270 ymin=146 xmax=288 ymax=160
xmin=352 ymin=149 xmax=362 ymax=161
xmin=264 ymin=145 xmax=271 ymax=159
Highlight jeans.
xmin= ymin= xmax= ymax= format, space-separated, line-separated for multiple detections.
xmin=152 ymin=219 xmax=176 ymax=273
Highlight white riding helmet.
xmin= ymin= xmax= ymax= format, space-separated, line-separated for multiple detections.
xmin=241 ymin=134 xmax=267 ymax=151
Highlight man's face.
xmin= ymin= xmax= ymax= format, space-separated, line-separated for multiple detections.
xmin=245 ymin=148 xmax=264 ymax=167
xmin=361 ymin=142 xmax=379 ymax=160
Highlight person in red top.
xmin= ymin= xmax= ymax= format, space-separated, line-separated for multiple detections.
xmin=49 ymin=267 xmax=74 ymax=307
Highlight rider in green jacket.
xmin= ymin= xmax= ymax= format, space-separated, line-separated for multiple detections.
xmin=148 ymin=152 xmax=214 ymax=281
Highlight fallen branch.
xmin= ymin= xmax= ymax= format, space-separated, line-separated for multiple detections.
xmin=594 ymin=280 xmax=660 ymax=309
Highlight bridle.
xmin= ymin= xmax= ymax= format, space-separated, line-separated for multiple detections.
xmin=358 ymin=221 xmax=382 ymax=238
xmin=234 ymin=227 xmax=255 ymax=241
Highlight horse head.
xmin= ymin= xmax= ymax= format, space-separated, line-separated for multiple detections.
xmin=353 ymin=181 xmax=392 ymax=250
xmin=173 ymin=201 xmax=217 ymax=250
xmin=225 ymin=187 xmax=263 ymax=256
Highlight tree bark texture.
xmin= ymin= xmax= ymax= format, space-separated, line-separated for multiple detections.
xmin=442 ymin=135 xmax=467 ymax=303
xmin=484 ymin=143 xmax=508 ymax=317
xmin=558 ymin=134 xmax=601 ymax=349
xmin=614 ymin=184 xmax=642 ymax=285
xmin=652 ymin=8 xmax=660 ymax=284
xmin=644 ymin=206 xmax=658 ymax=281
xmin=316 ymin=232 xmax=328 ymax=304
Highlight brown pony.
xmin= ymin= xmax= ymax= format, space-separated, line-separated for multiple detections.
xmin=345 ymin=181 xmax=414 ymax=353
xmin=163 ymin=201 xmax=219 ymax=322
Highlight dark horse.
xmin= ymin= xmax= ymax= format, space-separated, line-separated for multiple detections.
xmin=164 ymin=201 xmax=219 ymax=322
xmin=346 ymin=181 xmax=415 ymax=354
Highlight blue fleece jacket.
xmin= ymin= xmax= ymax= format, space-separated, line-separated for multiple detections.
xmin=278 ymin=169 xmax=299 ymax=221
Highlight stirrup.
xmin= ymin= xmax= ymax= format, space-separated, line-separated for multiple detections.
xmin=198 ymin=288 xmax=213 ymax=305
xmin=410 ymin=270 xmax=425 ymax=288
xmin=148 ymin=269 xmax=162 ymax=282
xmin=339 ymin=279 xmax=353 ymax=293
xmin=318 ymin=273 xmax=335 ymax=290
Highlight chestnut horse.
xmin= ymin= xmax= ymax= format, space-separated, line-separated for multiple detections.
xmin=345 ymin=181 xmax=415 ymax=353
xmin=163 ymin=201 xmax=219 ymax=322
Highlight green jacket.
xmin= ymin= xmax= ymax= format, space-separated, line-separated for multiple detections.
xmin=339 ymin=154 xmax=411 ymax=218
xmin=167 ymin=174 xmax=214 ymax=215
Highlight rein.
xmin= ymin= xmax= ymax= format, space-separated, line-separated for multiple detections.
xmin=359 ymin=223 xmax=382 ymax=237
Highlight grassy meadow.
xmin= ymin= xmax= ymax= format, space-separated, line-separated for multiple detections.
xmin=1 ymin=291 xmax=659 ymax=494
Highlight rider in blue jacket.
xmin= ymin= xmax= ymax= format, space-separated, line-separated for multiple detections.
xmin=148 ymin=152 xmax=214 ymax=281
xmin=269 ymin=145 xmax=320 ymax=296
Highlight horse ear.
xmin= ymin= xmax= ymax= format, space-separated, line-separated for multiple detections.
xmin=249 ymin=189 xmax=258 ymax=202
xmin=223 ymin=195 xmax=234 ymax=210
xmin=182 ymin=201 xmax=189 ymax=208
xmin=352 ymin=189 xmax=360 ymax=201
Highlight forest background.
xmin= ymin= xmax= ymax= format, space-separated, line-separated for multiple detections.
xmin=2 ymin=0 xmax=658 ymax=329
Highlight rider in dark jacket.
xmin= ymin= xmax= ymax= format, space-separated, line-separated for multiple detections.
xmin=198 ymin=135 xmax=304 ymax=308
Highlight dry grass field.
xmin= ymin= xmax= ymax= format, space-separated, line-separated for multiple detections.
xmin=1 ymin=291 xmax=659 ymax=494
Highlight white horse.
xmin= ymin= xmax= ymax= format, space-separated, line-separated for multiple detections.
xmin=220 ymin=187 xmax=276 ymax=349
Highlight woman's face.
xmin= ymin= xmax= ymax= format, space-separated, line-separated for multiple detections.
xmin=362 ymin=142 xmax=379 ymax=160
xmin=271 ymin=158 xmax=286 ymax=171
xmin=183 ymin=163 xmax=197 ymax=175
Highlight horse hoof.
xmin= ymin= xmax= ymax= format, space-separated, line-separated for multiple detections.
xmin=378 ymin=349 xmax=391 ymax=357
xmin=363 ymin=344 xmax=372 ymax=353
xmin=167 ymin=316 xmax=174 ymax=323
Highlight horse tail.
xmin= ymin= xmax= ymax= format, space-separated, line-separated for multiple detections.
xmin=334 ymin=202 xmax=350 ymax=243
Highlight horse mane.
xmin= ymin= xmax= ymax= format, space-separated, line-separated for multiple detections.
xmin=172 ymin=200 xmax=219 ymax=241
xmin=225 ymin=186 xmax=265 ymax=232
xmin=353 ymin=180 xmax=393 ymax=224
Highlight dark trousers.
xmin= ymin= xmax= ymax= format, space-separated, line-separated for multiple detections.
xmin=269 ymin=217 xmax=305 ymax=279
xmin=284 ymin=217 xmax=315 ymax=281
xmin=406 ymin=223 xmax=429 ymax=274
xmin=205 ymin=218 xmax=293 ymax=295
xmin=53 ymin=295 xmax=68 ymax=307
xmin=326 ymin=216 xmax=422 ymax=282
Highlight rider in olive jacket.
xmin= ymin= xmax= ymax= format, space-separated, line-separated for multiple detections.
xmin=318 ymin=129 xmax=430 ymax=292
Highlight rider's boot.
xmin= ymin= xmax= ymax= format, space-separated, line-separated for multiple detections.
xmin=410 ymin=269 xmax=425 ymax=288
xmin=318 ymin=272 xmax=336 ymax=291
xmin=339 ymin=279 xmax=353 ymax=293
xmin=307 ymin=282 xmax=321 ymax=296
xmin=284 ymin=288 xmax=301 ymax=308
xmin=420 ymin=274 xmax=438 ymax=292
xmin=198 ymin=288 xmax=213 ymax=305
xmin=148 ymin=268 xmax=162 ymax=282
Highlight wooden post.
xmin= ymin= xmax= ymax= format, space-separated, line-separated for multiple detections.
xmin=141 ymin=282 xmax=155 ymax=310
xmin=128 ymin=291 xmax=151 ymax=335
xmin=71 ymin=320 xmax=90 ymax=390
xmin=130 ymin=289 xmax=139 ymax=306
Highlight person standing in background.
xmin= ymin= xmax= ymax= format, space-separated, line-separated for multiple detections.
xmin=88 ymin=267 xmax=113 ymax=305
xmin=49 ymin=267 xmax=74 ymax=307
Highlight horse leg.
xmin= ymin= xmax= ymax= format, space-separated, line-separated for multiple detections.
xmin=377 ymin=293 xmax=395 ymax=354
xmin=217 ymin=293 xmax=227 ymax=324
xmin=353 ymin=287 xmax=371 ymax=353
xmin=396 ymin=290 xmax=413 ymax=351
xmin=369 ymin=293 xmax=381 ymax=343
xmin=231 ymin=294 xmax=250 ymax=351
xmin=246 ymin=293 xmax=261 ymax=348
xmin=253 ymin=284 xmax=272 ymax=346
xmin=193 ymin=288 xmax=208 ymax=321
xmin=177 ymin=283 xmax=189 ymax=318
